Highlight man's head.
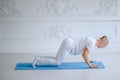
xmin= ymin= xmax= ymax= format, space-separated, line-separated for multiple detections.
xmin=96 ymin=36 xmax=109 ymax=48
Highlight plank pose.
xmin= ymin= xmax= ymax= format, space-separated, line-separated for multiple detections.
xmin=32 ymin=36 xmax=109 ymax=68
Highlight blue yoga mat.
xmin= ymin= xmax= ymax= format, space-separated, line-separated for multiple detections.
xmin=15 ymin=62 xmax=105 ymax=70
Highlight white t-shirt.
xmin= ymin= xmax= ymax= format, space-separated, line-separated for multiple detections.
xmin=70 ymin=37 xmax=97 ymax=55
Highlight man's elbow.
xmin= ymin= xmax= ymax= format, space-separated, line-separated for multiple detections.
xmin=84 ymin=47 xmax=90 ymax=54
xmin=82 ymin=48 xmax=90 ymax=57
xmin=82 ymin=53 xmax=85 ymax=57
xmin=82 ymin=53 xmax=87 ymax=58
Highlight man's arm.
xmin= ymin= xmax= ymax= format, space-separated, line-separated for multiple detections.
xmin=82 ymin=47 xmax=98 ymax=68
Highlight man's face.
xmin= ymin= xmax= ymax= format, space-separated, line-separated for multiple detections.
xmin=97 ymin=40 xmax=108 ymax=48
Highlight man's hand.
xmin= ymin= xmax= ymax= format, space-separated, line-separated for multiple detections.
xmin=82 ymin=47 xmax=98 ymax=69
xmin=89 ymin=64 xmax=98 ymax=69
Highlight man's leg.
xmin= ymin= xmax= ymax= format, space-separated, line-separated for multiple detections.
xmin=32 ymin=56 xmax=59 ymax=68
xmin=32 ymin=38 xmax=74 ymax=68
xmin=56 ymin=38 xmax=74 ymax=65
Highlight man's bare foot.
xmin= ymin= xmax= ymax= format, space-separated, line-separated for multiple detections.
xmin=32 ymin=56 xmax=37 ymax=68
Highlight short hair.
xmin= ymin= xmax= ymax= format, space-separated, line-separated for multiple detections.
xmin=100 ymin=36 xmax=109 ymax=44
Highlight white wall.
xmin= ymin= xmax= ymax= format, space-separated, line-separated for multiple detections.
xmin=0 ymin=0 xmax=120 ymax=54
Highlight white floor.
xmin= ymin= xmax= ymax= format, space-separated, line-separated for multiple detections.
xmin=0 ymin=53 xmax=120 ymax=80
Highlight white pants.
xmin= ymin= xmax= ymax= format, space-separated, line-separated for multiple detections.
xmin=32 ymin=38 xmax=75 ymax=67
